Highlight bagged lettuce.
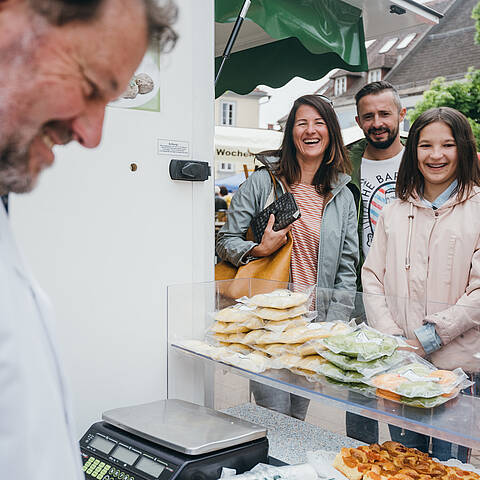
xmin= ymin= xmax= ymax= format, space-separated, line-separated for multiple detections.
xmin=321 ymin=324 xmax=399 ymax=361
xmin=316 ymin=362 xmax=367 ymax=384
xmin=318 ymin=350 xmax=406 ymax=377
xmin=325 ymin=376 xmax=376 ymax=396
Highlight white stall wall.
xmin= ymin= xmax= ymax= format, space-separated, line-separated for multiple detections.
xmin=9 ymin=0 xmax=214 ymax=436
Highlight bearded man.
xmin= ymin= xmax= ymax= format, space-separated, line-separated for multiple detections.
xmin=0 ymin=1 xmax=176 ymax=478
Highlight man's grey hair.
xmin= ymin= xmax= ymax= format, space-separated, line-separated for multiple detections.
xmin=354 ymin=81 xmax=402 ymax=113
xmin=27 ymin=0 xmax=178 ymax=51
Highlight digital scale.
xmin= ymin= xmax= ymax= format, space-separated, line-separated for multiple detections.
xmin=80 ymin=399 xmax=269 ymax=480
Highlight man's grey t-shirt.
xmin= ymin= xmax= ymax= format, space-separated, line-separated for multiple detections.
xmin=361 ymin=149 xmax=403 ymax=258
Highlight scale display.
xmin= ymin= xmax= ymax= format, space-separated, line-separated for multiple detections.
xmin=136 ymin=457 xmax=166 ymax=477
xmin=89 ymin=435 xmax=115 ymax=455
xmin=80 ymin=423 xmax=174 ymax=480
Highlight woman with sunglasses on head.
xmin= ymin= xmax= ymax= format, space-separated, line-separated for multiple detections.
xmin=363 ymin=107 xmax=480 ymax=461
xmin=216 ymin=94 xmax=359 ymax=419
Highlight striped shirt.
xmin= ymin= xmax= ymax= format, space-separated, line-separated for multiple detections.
xmin=290 ymin=183 xmax=324 ymax=288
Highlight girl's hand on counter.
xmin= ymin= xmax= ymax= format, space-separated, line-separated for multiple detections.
xmin=399 ymin=338 xmax=427 ymax=358
xmin=250 ymin=214 xmax=292 ymax=257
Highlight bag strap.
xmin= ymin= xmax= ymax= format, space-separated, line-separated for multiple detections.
xmin=266 ymin=169 xmax=288 ymax=201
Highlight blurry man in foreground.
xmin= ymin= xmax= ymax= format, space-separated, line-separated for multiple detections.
xmin=0 ymin=1 xmax=176 ymax=478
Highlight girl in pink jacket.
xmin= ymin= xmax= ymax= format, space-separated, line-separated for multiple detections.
xmin=362 ymin=107 xmax=480 ymax=462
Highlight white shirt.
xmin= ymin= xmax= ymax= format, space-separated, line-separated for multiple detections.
xmin=361 ymin=149 xmax=403 ymax=257
xmin=0 ymin=203 xmax=83 ymax=480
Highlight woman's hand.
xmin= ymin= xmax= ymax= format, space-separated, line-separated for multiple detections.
xmin=250 ymin=214 xmax=292 ymax=257
xmin=398 ymin=338 xmax=427 ymax=358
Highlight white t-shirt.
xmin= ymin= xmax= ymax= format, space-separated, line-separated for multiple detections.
xmin=361 ymin=149 xmax=403 ymax=257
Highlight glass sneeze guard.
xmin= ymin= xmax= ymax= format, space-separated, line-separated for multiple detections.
xmin=167 ymin=278 xmax=480 ymax=449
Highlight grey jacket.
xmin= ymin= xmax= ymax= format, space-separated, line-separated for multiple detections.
xmin=216 ymin=168 xmax=359 ymax=297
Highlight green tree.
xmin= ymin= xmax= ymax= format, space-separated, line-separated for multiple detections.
xmin=408 ymin=70 xmax=480 ymax=145
xmin=408 ymin=2 xmax=480 ymax=145
xmin=474 ymin=1 xmax=480 ymax=44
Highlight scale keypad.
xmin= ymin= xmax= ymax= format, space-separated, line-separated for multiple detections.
xmin=83 ymin=455 xmax=134 ymax=480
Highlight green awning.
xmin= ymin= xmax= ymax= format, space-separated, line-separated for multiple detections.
xmin=215 ymin=0 xmax=368 ymax=98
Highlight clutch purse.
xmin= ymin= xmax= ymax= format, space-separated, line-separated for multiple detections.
xmin=250 ymin=192 xmax=301 ymax=243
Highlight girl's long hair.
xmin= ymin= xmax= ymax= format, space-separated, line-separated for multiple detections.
xmin=396 ymin=107 xmax=480 ymax=201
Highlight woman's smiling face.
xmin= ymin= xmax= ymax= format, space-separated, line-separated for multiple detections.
xmin=417 ymin=121 xmax=458 ymax=196
xmin=292 ymin=104 xmax=330 ymax=163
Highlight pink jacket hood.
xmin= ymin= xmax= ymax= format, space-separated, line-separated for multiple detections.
xmin=362 ymin=185 xmax=480 ymax=371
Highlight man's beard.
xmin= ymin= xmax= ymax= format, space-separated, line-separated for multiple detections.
xmin=0 ymin=139 xmax=36 ymax=195
xmin=365 ymin=125 xmax=399 ymax=150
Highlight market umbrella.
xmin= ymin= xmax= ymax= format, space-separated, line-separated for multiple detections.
xmin=215 ymin=172 xmax=249 ymax=192
xmin=215 ymin=0 xmax=442 ymax=98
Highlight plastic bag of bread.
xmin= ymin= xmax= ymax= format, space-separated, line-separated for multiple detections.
xmin=297 ymin=340 xmax=324 ymax=356
xmin=239 ymin=288 xmax=312 ymax=309
xmin=210 ymin=322 xmax=250 ymax=334
xmin=263 ymin=316 xmax=309 ymax=334
xmin=214 ymin=303 xmax=258 ymax=323
xmin=175 ymin=339 xmax=219 ymax=357
xmin=272 ymin=353 xmax=304 ymax=369
xmin=296 ymin=355 xmax=328 ymax=373
xmin=318 ymin=350 xmax=406 ymax=378
xmin=227 ymin=350 xmax=271 ymax=373
xmin=219 ymin=342 xmax=253 ymax=355
xmin=254 ymin=343 xmax=303 ymax=356
xmin=321 ymin=323 xmax=401 ymax=361
xmin=244 ymin=324 xmax=333 ymax=345
xmin=212 ymin=332 xmax=249 ymax=345
xmin=253 ymin=304 xmax=311 ymax=320
xmin=210 ymin=316 xmax=264 ymax=334
xmin=369 ymin=357 xmax=472 ymax=398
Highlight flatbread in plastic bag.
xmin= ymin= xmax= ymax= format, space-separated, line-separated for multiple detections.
xmin=242 ymin=289 xmax=311 ymax=309
xmin=211 ymin=316 xmax=264 ymax=334
xmin=296 ymin=355 xmax=328 ymax=373
xmin=219 ymin=342 xmax=253 ymax=355
xmin=211 ymin=321 xmax=250 ymax=334
xmin=214 ymin=303 xmax=258 ymax=323
xmin=296 ymin=341 xmax=323 ymax=356
xmin=254 ymin=343 xmax=304 ymax=356
xmin=254 ymin=304 xmax=310 ymax=320
xmin=263 ymin=316 xmax=309 ymax=333
xmin=213 ymin=332 xmax=249 ymax=344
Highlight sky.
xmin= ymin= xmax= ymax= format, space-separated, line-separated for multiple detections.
xmin=258 ymin=75 xmax=333 ymax=129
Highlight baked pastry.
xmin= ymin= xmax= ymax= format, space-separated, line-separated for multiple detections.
xmin=333 ymin=441 xmax=478 ymax=480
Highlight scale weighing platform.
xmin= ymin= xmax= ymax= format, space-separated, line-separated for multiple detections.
xmin=80 ymin=399 xmax=269 ymax=480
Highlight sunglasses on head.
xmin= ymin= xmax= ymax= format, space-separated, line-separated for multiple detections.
xmin=315 ymin=94 xmax=334 ymax=106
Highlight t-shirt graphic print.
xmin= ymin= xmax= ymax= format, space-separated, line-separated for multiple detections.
xmin=361 ymin=149 xmax=403 ymax=257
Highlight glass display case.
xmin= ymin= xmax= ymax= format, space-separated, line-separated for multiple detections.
xmin=167 ymin=279 xmax=480 ymax=450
